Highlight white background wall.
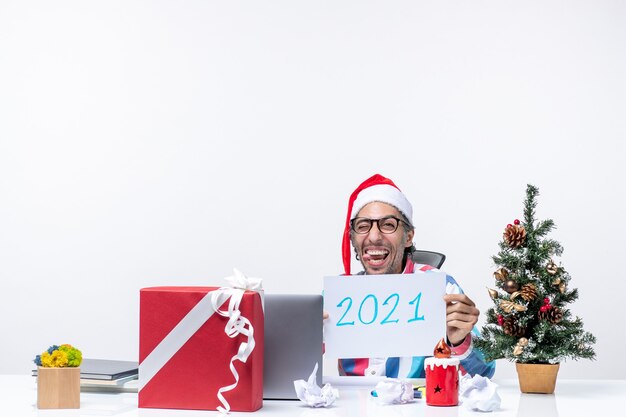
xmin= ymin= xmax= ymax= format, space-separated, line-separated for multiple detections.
xmin=1 ymin=1 xmax=624 ymax=380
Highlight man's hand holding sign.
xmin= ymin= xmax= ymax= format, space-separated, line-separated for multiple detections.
xmin=444 ymin=293 xmax=480 ymax=346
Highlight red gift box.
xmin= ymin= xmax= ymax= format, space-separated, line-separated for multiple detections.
xmin=139 ymin=286 xmax=264 ymax=411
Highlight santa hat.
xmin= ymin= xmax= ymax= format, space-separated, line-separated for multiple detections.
xmin=342 ymin=174 xmax=413 ymax=275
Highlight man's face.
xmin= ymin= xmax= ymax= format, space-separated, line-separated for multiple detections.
xmin=351 ymin=202 xmax=414 ymax=275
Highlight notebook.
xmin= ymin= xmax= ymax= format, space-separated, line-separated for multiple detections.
xmin=76 ymin=358 xmax=138 ymax=380
xmin=33 ymin=358 xmax=138 ymax=381
xmin=263 ymin=294 xmax=323 ymax=400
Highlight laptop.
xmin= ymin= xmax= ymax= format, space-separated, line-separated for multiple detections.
xmin=263 ymin=294 xmax=323 ymax=400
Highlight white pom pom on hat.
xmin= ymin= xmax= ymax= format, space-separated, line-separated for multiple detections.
xmin=342 ymin=174 xmax=413 ymax=275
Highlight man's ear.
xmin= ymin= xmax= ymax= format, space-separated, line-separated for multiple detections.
xmin=405 ymin=229 xmax=415 ymax=247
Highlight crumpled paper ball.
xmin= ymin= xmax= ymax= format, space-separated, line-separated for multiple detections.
xmin=459 ymin=373 xmax=501 ymax=412
xmin=373 ymin=378 xmax=415 ymax=405
xmin=294 ymin=363 xmax=338 ymax=408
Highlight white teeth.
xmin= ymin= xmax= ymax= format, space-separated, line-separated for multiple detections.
xmin=366 ymin=250 xmax=388 ymax=255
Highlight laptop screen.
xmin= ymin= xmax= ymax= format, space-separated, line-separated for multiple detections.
xmin=263 ymin=294 xmax=323 ymax=400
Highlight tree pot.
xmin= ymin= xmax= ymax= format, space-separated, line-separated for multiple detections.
xmin=515 ymin=362 xmax=560 ymax=394
xmin=37 ymin=366 xmax=80 ymax=409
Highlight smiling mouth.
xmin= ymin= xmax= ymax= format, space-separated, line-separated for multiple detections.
xmin=363 ymin=249 xmax=389 ymax=266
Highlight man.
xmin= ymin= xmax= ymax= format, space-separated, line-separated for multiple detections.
xmin=337 ymin=174 xmax=495 ymax=378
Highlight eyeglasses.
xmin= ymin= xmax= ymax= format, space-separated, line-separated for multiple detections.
xmin=350 ymin=216 xmax=405 ymax=234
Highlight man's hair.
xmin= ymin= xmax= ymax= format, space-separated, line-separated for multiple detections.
xmin=398 ymin=211 xmax=417 ymax=264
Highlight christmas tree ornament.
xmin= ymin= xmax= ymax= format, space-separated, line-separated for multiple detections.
xmin=493 ymin=267 xmax=509 ymax=281
xmin=539 ymin=298 xmax=552 ymax=313
xmin=538 ymin=307 xmax=548 ymax=320
xmin=499 ymin=300 xmax=527 ymax=313
xmin=476 ymin=185 xmax=596 ymax=395
xmin=538 ymin=306 xmax=563 ymax=323
xmin=512 ymin=337 xmax=529 ymax=356
xmin=487 ymin=288 xmax=499 ymax=300
xmin=503 ymin=317 xmax=525 ymax=337
xmin=504 ymin=279 xmax=520 ymax=294
xmin=503 ymin=224 xmax=526 ymax=248
xmin=546 ymin=260 xmax=559 ymax=275
xmin=549 ymin=307 xmax=563 ymax=324
xmin=519 ymin=284 xmax=537 ymax=301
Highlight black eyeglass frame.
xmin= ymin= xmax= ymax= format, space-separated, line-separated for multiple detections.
xmin=350 ymin=215 xmax=406 ymax=235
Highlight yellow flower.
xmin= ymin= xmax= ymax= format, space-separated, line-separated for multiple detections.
xmin=40 ymin=351 xmax=53 ymax=367
xmin=50 ymin=350 xmax=69 ymax=367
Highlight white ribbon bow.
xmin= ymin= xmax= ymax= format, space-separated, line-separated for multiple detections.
xmin=210 ymin=269 xmax=263 ymax=413
xmin=223 ymin=269 xmax=263 ymax=292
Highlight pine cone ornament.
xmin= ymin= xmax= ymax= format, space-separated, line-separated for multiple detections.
xmin=538 ymin=308 xmax=549 ymax=321
xmin=538 ymin=306 xmax=563 ymax=323
xmin=504 ymin=224 xmax=526 ymax=248
xmin=503 ymin=317 xmax=526 ymax=337
xmin=519 ymin=283 xmax=537 ymax=301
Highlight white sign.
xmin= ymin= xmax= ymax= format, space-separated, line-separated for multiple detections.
xmin=323 ymin=273 xmax=447 ymax=359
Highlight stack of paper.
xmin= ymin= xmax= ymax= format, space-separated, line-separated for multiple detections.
xmin=33 ymin=359 xmax=139 ymax=393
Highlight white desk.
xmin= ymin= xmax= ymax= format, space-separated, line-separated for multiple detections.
xmin=2 ymin=375 xmax=624 ymax=417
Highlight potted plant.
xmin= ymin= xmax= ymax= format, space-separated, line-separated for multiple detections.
xmin=474 ymin=185 xmax=595 ymax=394
xmin=34 ymin=344 xmax=82 ymax=408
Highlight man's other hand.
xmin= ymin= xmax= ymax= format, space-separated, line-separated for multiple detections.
xmin=443 ymin=293 xmax=479 ymax=346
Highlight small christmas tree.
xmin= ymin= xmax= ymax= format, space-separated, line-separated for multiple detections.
xmin=475 ymin=185 xmax=596 ymax=364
